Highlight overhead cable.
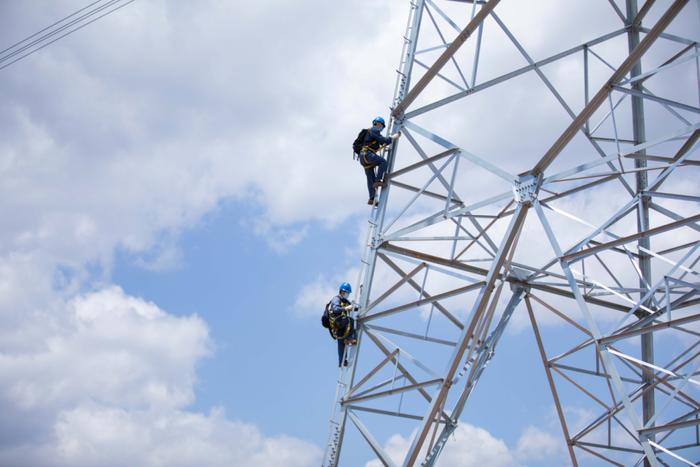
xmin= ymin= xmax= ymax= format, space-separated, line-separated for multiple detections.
xmin=0 ymin=0 xmax=135 ymax=71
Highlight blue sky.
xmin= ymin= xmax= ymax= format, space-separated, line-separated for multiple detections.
xmin=112 ymin=201 xmax=356 ymax=440
xmin=1 ymin=1 xmax=698 ymax=466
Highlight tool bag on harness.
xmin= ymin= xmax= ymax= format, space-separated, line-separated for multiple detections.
xmin=352 ymin=128 xmax=369 ymax=159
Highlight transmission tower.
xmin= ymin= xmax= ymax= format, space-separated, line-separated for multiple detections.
xmin=323 ymin=1 xmax=700 ymax=465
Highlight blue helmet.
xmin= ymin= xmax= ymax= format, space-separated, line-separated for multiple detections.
xmin=372 ymin=116 xmax=386 ymax=127
xmin=339 ymin=282 xmax=352 ymax=294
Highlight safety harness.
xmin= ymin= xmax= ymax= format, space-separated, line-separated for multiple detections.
xmin=360 ymin=139 xmax=387 ymax=169
xmin=329 ymin=297 xmax=353 ymax=340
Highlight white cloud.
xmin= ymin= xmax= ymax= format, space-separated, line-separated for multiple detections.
xmin=0 ymin=0 xmax=408 ymax=280
xmin=363 ymin=423 xmax=573 ymax=466
xmin=293 ymin=275 xmax=339 ymax=319
xmin=0 ymin=284 xmax=207 ymax=417
xmin=250 ymin=218 xmax=309 ymax=254
xmin=292 ymin=266 xmax=361 ymax=319
xmin=366 ymin=424 xmax=519 ymax=467
xmin=514 ymin=426 xmax=563 ymax=462
xmin=439 ymin=424 xmax=519 ymax=467
xmin=0 ymin=285 xmax=320 ymax=466
xmin=1 ymin=405 xmax=321 ymax=467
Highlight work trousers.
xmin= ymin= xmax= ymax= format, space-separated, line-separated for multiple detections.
xmin=334 ymin=316 xmax=356 ymax=366
xmin=360 ymin=151 xmax=387 ymax=200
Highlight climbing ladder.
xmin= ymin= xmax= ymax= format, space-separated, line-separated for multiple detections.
xmin=321 ymin=2 xmax=425 ymax=466
xmin=321 ymin=352 xmax=352 ymax=466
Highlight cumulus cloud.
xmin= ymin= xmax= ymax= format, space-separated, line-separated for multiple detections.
xmin=293 ymin=274 xmax=339 ymax=319
xmin=4 ymin=406 xmax=321 ymax=467
xmin=366 ymin=424 xmax=519 ymax=467
xmin=514 ymin=426 xmax=563 ymax=462
xmin=1 ymin=287 xmax=209 ymax=412
xmin=362 ymin=423 xmax=572 ymax=467
xmin=292 ymin=266 xmax=362 ymax=318
xmin=0 ymin=0 xmax=407 ymax=265
xmin=0 ymin=285 xmax=320 ymax=466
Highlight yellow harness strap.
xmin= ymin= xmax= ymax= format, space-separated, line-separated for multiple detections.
xmin=330 ymin=299 xmax=352 ymax=340
xmin=360 ymin=144 xmax=386 ymax=169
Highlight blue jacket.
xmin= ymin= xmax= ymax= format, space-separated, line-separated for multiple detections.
xmin=363 ymin=127 xmax=393 ymax=153
xmin=329 ymin=294 xmax=351 ymax=316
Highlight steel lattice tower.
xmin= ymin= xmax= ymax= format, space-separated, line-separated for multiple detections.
xmin=323 ymin=1 xmax=700 ymax=465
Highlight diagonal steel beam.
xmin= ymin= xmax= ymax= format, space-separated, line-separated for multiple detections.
xmin=348 ymin=348 xmax=400 ymax=397
xmin=364 ymin=328 xmax=453 ymax=424
xmin=392 ymin=0 xmax=501 ymax=118
xmin=613 ymin=85 xmax=700 ymax=114
xmin=533 ymin=198 xmax=661 ymax=465
xmin=601 ymin=313 xmax=700 ymax=345
xmin=530 ymin=0 xmax=689 ymax=175
xmin=632 ymin=0 xmax=657 ymax=27
xmin=390 ymin=180 xmax=464 ymax=206
xmin=527 ymin=296 xmax=580 ymax=466
xmin=347 ymin=411 xmax=397 ymax=467
xmin=424 ymin=286 xmax=527 ymax=465
xmin=378 ymin=253 xmax=465 ymax=329
xmin=405 ymin=28 xmax=627 ymax=120
xmin=366 ymin=262 xmax=426 ymax=313
xmin=401 ymin=203 xmax=529 ymax=466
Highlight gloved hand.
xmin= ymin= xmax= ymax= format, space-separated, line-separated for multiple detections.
xmin=343 ymin=305 xmax=353 ymax=312
xmin=390 ymin=132 xmax=401 ymax=140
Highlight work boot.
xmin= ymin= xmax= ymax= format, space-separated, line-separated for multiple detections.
xmin=367 ymin=198 xmax=377 ymax=205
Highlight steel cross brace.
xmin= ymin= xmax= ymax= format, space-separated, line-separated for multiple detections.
xmin=533 ymin=199 xmax=660 ymax=465
xmin=423 ymin=285 xmax=528 ymax=466
xmin=401 ymin=203 xmax=528 ymax=466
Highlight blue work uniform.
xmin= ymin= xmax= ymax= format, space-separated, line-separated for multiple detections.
xmin=359 ymin=127 xmax=393 ymax=200
xmin=329 ymin=294 xmax=356 ymax=366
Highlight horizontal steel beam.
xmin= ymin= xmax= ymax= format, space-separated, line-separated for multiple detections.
xmin=361 ymin=282 xmax=484 ymax=322
xmin=380 ymin=242 xmax=488 ymax=276
xmin=387 ymin=148 xmax=460 ymax=179
xmin=600 ymin=313 xmax=700 ymax=344
xmin=561 ymin=213 xmax=700 ymax=263
xmin=344 ymin=378 xmax=443 ymax=405
xmin=638 ymin=416 xmax=700 ymax=435
xmin=405 ymin=28 xmax=627 ymax=119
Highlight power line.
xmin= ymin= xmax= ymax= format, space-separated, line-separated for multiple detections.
xmin=0 ymin=0 xmax=106 ymax=57
xmin=0 ymin=0 xmax=135 ymax=71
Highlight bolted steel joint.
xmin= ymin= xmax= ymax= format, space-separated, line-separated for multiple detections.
xmin=512 ymin=173 xmax=543 ymax=205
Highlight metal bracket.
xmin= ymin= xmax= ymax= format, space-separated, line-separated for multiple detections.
xmin=512 ymin=173 xmax=542 ymax=205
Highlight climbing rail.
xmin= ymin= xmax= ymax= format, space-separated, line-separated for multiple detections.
xmin=324 ymin=1 xmax=700 ymax=466
xmin=322 ymin=3 xmax=426 ymax=465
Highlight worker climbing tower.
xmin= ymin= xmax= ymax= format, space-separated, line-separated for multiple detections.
xmin=324 ymin=1 xmax=700 ymax=465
